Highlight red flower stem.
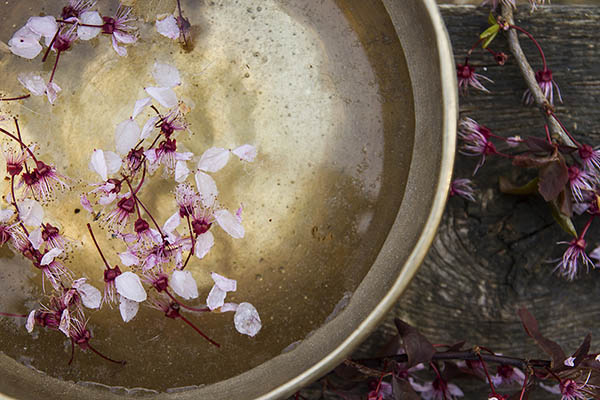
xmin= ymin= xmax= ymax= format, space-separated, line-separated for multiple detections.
xmin=10 ymin=176 xmax=29 ymax=236
xmin=550 ymin=113 xmax=581 ymax=147
xmin=86 ymin=223 xmax=111 ymax=270
xmin=510 ymin=25 xmax=547 ymax=71
xmin=87 ymin=342 xmax=126 ymax=365
xmin=48 ymin=51 xmax=62 ymax=83
xmin=14 ymin=118 xmax=31 ymax=175
xmin=465 ymin=37 xmax=485 ymax=64
xmin=0 ymin=94 xmax=30 ymax=101
xmin=42 ymin=30 xmax=59 ymax=63
xmin=181 ymin=215 xmax=196 ymax=270
xmin=177 ymin=314 xmax=220 ymax=347
xmin=129 ymin=192 xmax=164 ymax=237
xmin=477 ymin=353 xmax=498 ymax=395
xmin=55 ymin=19 xmax=104 ymax=28
xmin=518 ymin=373 xmax=529 ymax=400
xmin=177 ymin=0 xmax=184 ymax=18
xmin=580 ymin=215 xmax=595 ymax=239
xmin=544 ymin=124 xmax=552 ymax=144
xmin=68 ymin=339 xmax=75 ymax=365
xmin=429 ymin=362 xmax=448 ymax=400
xmin=134 ymin=161 xmax=147 ymax=194
xmin=0 ymin=127 xmax=38 ymax=162
xmin=123 ymin=177 xmax=143 ymax=219
xmin=165 ymin=289 xmax=209 ymax=312
xmin=0 ymin=312 xmax=27 ymax=318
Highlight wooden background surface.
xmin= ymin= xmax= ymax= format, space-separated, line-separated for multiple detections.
xmin=296 ymin=4 xmax=600 ymax=399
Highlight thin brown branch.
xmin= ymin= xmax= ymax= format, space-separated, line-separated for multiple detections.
xmin=500 ymin=5 xmax=575 ymax=147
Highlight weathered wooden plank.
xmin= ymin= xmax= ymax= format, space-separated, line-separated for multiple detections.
xmin=297 ymin=5 xmax=600 ymax=399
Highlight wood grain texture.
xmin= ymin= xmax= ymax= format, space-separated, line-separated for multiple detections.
xmin=295 ymin=5 xmax=600 ymax=399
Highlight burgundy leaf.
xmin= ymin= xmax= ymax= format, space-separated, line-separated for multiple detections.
xmin=512 ymin=153 xmax=557 ymax=168
xmin=524 ymin=136 xmax=555 ymax=153
xmin=446 ymin=341 xmax=466 ymax=352
xmin=518 ymin=308 xmax=566 ymax=367
xmin=572 ymin=333 xmax=591 ymax=367
xmin=558 ymin=188 xmax=574 ymax=218
xmin=394 ymin=319 xmax=436 ymax=368
xmin=538 ymin=155 xmax=569 ymax=202
xmin=392 ymin=376 xmax=420 ymax=400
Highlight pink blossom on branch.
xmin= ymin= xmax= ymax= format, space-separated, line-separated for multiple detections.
xmin=456 ymin=62 xmax=493 ymax=94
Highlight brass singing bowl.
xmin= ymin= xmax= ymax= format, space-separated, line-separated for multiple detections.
xmin=0 ymin=0 xmax=456 ymax=398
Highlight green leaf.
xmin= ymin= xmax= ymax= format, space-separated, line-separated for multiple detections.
xmin=488 ymin=11 xmax=496 ymax=25
xmin=499 ymin=176 xmax=539 ymax=195
xmin=549 ymin=200 xmax=578 ymax=238
xmin=480 ymin=25 xmax=499 ymax=48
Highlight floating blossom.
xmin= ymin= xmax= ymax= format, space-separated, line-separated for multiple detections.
xmin=17 ymin=73 xmax=62 ymax=104
xmin=523 ymin=69 xmax=562 ymax=105
xmin=456 ymin=62 xmax=493 ymax=94
xmin=61 ymin=0 xmax=96 ymax=20
xmin=8 ymin=26 xmax=43 ymax=59
xmin=555 ymin=237 xmax=594 ymax=280
xmin=567 ymin=165 xmax=595 ymax=203
xmin=450 ymin=178 xmax=476 ymax=202
xmin=20 ymin=161 xmax=69 ymax=200
xmin=101 ymin=6 xmax=138 ymax=57
xmin=155 ymin=14 xmax=180 ymax=40
xmin=233 ymin=302 xmax=261 ymax=337
xmin=206 ymin=272 xmax=237 ymax=310
xmin=104 ymin=196 xmax=136 ymax=231
xmin=409 ymin=377 xmax=464 ymax=400
xmin=77 ymin=11 xmax=103 ymax=41
xmin=170 ymin=269 xmax=198 ymax=300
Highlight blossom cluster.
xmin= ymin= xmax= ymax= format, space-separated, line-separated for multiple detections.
xmin=0 ymin=2 xmax=261 ymax=365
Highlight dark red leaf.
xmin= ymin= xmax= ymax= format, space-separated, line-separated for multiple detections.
xmin=524 ymin=136 xmax=555 ymax=153
xmin=446 ymin=341 xmax=466 ymax=352
xmin=392 ymin=376 xmax=420 ymax=400
xmin=572 ymin=333 xmax=591 ymax=367
xmin=558 ymin=188 xmax=574 ymax=217
xmin=518 ymin=308 xmax=566 ymax=367
xmin=394 ymin=319 xmax=436 ymax=368
xmin=538 ymin=155 xmax=569 ymax=202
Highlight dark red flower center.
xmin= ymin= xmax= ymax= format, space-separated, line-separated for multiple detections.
xmin=117 ymin=197 xmax=136 ymax=213
xmin=104 ymin=265 xmax=122 ymax=282
xmin=102 ymin=17 xmax=116 ymax=34
xmin=134 ymin=218 xmax=150 ymax=233
xmin=191 ymin=219 xmax=211 ymax=235
xmin=457 ymin=63 xmax=475 ymax=79
xmin=152 ymin=275 xmax=169 ymax=292
xmin=535 ymin=69 xmax=553 ymax=84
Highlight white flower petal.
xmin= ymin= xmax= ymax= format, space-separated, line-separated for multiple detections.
xmin=447 ymin=383 xmax=464 ymax=397
xmin=232 ymin=144 xmax=257 ymax=162
xmin=198 ymin=147 xmax=230 ymax=173
xmin=163 ymin=212 xmax=181 ymax=234
xmin=26 ymin=16 xmax=57 ymax=38
xmin=170 ymin=270 xmax=198 ymax=300
xmin=194 ymin=231 xmax=214 ymax=259
xmin=40 ymin=248 xmax=62 ymax=266
xmin=194 ymin=171 xmax=218 ymax=207
xmin=18 ymin=199 xmax=44 ymax=227
xmin=233 ymin=302 xmax=261 ymax=337
xmin=155 ymin=15 xmax=180 ymax=40
xmin=77 ymin=11 xmax=102 ymax=40
xmin=99 ymin=192 xmax=117 ymax=205
xmin=132 ymin=97 xmax=152 ymax=119
xmin=220 ymin=302 xmax=238 ymax=313
xmin=79 ymin=283 xmax=102 ymax=309
xmin=119 ymin=250 xmax=139 ymax=267
xmin=152 ymin=62 xmax=181 ymax=88
xmin=59 ymin=308 xmax=70 ymax=337
xmin=111 ymin=34 xmax=127 ymax=56
xmin=89 ymin=149 xmax=108 ymax=181
xmin=0 ymin=208 xmax=14 ymax=223
xmin=26 ymin=310 xmax=36 ymax=333
xmin=80 ymin=194 xmax=94 ymax=213
xmin=17 ymin=73 xmax=46 ymax=96
xmin=115 ymin=271 xmax=147 ymax=302
xmin=28 ymin=228 xmax=43 ymax=250
xmin=564 ymin=356 xmax=575 ymax=367
xmin=211 ymin=272 xmax=237 ymax=292
xmin=46 ymin=82 xmax=61 ymax=104
xmin=8 ymin=26 xmax=42 ymax=59
xmin=141 ymin=116 xmax=159 ymax=139
xmin=175 ymin=160 xmax=190 ymax=183
xmin=206 ymin=285 xmax=226 ymax=311
xmin=215 ymin=209 xmax=245 ymax=239
xmin=113 ymin=30 xmax=136 ymax=44
xmin=119 ymin=296 xmax=140 ymax=323
xmin=145 ymin=87 xmax=178 ymax=108
xmin=590 ymin=246 xmax=600 ymax=262
xmin=104 ymin=151 xmax=122 ymax=175
xmin=115 ymin=119 xmax=141 ymax=155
